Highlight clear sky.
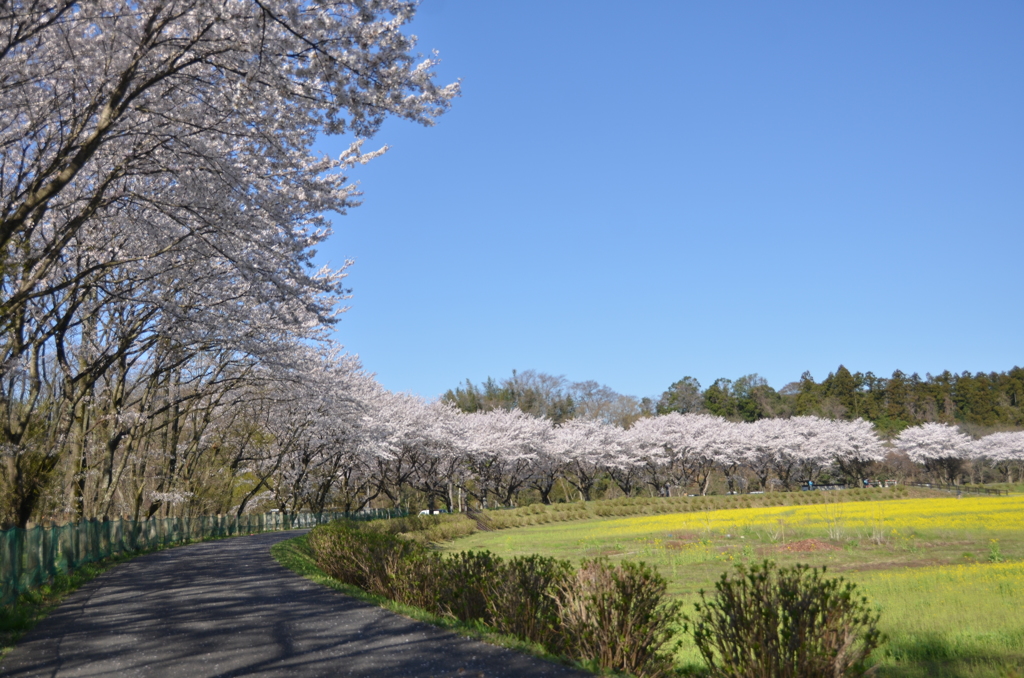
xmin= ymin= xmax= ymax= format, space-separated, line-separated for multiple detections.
xmin=315 ymin=1 xmax=1024 ymax=402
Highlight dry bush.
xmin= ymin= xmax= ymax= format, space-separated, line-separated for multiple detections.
xmin=306 ymin=522 xmax=425 ymax=600
xmin=484 ymin=554 xmax=571 ymax=645
xmin=433 ymin=550 xmax=499 ymax=622
xmin=554 ymin=558 xmax=682 ymax=678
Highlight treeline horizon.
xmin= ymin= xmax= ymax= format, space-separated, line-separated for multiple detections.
xmin=443 ymin=365 xmax=1024 ymax=436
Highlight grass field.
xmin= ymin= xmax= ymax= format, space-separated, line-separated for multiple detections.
xmin=444 ymin=494 xmax=1024 ymax=677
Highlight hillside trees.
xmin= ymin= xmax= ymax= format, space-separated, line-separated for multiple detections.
xmin=447 ymin=364 xmax=1024 ymax=439
xmin=442 ymin=370 xmax=646 ymax=426
xmin=656 ymin=366 xmax=1024 ymax=431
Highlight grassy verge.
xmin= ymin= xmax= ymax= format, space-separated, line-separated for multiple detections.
xmin=270 ymin=534 xmax=603 ymax=676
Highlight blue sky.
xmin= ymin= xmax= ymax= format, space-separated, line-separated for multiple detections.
xmin=315 ymin=1 xmax=1023 ymax=402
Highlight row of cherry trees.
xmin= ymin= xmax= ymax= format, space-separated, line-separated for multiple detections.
xmin=11 ymin=338 xmax=1023 ymax=523
xmin=0 ymin=1 xmax=458 ymax=526
xmin=317 ymin=391 xmax=1024 ymax=514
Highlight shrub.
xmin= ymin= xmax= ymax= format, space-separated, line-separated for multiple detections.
xmin=554 ymin=558 xmax=682 ymax=678
xmin=484 ymin=554 xmax=572 ymax=645
xmin=434 ymin=550 xmax=499 ymax=623
xmin=306 ymin=522 xmax=426 ymax=600
xmin=686 ymin=560 xmax=881 ymax=678
xmin=361 ymin=512 xmax=476 ymax=542
xmin=419 ymin=514 xmax=478 ymax=542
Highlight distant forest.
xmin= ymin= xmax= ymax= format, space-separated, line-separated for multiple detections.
xmin=443 ymin=366 xmax=1024 ymax=437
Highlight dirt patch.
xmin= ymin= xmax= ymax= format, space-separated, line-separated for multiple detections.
xmin=773 ymin=538 xmax=842 ymax=553
xmin=636 ymin=532 xmax=704 ymax=550
xmin=662 ymin=532 xmax=700 ymax=550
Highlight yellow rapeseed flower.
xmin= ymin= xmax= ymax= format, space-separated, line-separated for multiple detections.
xmin=574 ymin=495 xmax=1024 ymax=540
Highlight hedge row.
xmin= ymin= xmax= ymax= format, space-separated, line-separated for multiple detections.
xmin=372 ymin=486 xmax=911 ymax=543
xmin=307 ymin=521 xmax=682 ymax=677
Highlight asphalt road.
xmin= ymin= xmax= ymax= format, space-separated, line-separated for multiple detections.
xmin=1 ymin=531 xmax=593 ymax=678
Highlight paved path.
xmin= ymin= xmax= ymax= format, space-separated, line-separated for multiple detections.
xmin=1 ymin=531 xmax=592 ymax=678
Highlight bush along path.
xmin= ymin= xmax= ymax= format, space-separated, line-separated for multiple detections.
xmin=0 ymin=530 xmax=594 ymax=678
xmin=304 ymin=520 xmax=684 ymax=678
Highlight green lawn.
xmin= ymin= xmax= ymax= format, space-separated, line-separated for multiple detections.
xmin=443 ymin=494 xmax=1024 ymax=677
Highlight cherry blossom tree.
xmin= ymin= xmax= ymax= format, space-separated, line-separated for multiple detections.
xmin=359 ymin=388 xmax=437 ymax=510
xmin=461 ymin=408 xmax=548 ymax=508
xmin=266 ymin=350 xmax=376 ymax=514
xmin=629 ymin=413 xmax=688 ymax=497
xmin=974 ymin=431 xmax=1024 ymax=483
xmin=895 ymin=423 xmax=975 ymax=486
xmin=550 ymin=418 xmax=621 ymax=502
xmin=408 ymin=402 xmax=467 ymax=512
xmin=528 ymin=439 xmax=565 ymax=505
xmin=629 ymin=413 xmax=737 ymax=496
xmin=825 ymin=418 xmax=885 ymax=485
xmin=686 ymin=416 xmax=741 ymax=496
xmin=785 ymin=416 xmax=836 ymax=487
xmin=605 ymin=428 xmax=645 ymax=497
xmin=1 ymin=0 xmax=457 ymax=326
xmin=739 ymin=418 xmax=794 ymax=491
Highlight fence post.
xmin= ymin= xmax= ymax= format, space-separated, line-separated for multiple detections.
xmin=99 ymin=518 xmax=108 ymax=559
xmin=72 ymin=519 xmax=81 ymax=570
xmin=23 ymin=526 xmax=39 ymax=591
xmin=41 ymin=524 xmax=54 ymax=584
xmin=57 ymin=523 xmax=71 ymax=575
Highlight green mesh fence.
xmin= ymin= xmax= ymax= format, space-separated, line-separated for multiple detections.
xmin=0 ymin=507 xmax=406 ymax=605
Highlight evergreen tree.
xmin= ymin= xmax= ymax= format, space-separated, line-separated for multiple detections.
xmin=794 ymin=371 xmax=823 ymax=415
xmin=823 ymin=365 xmax=857 ymax=418
xmin=953 ymin=372 xmax=999 ymax=426
xmin=704 ymin=378 xmax=738 ymax=419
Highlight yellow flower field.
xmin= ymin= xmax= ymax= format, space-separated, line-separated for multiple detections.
xmin=578 ymin=494 xmax=1024 ymax=540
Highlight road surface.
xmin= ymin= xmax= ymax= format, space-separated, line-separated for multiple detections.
xmin=1 ymin=531 xmax=592 ymax=677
